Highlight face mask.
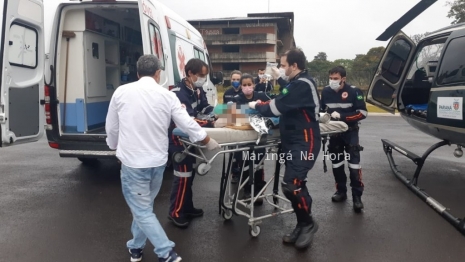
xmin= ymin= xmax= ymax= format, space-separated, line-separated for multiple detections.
xmin=232 ymin=81 xmax=240 ymax=89
xmin=194 ymin=76 xmax=207 ymax=88
xmin=242 ymin=86 xmax=254 ymax=95
xmin=258 ymin=74 xmax=264 ymax=78
xmin=279 ymin=68 xmax=289 ymax=81
xmin=329 ymin=79 xmax=341 ymax=90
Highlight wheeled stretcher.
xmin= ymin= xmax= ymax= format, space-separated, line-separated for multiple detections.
xmin=171 ymin=119 xmax=348 ymax=237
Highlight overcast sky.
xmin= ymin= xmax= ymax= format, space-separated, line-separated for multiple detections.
xmin=156 ymin=0 xmax=454 ymax=61
xmin=45 ymin=0 xmax=454 ymax=60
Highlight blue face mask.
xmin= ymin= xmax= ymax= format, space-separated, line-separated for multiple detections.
xmin=232 ymin=81 xmax=240 ymax=89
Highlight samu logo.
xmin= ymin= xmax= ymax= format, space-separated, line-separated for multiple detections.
xmin=453 ymin=100 xmax=460 ymax=110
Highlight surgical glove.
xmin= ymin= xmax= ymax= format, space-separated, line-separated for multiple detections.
xmin=249 ymin=101 xmax=257 ymax=109
xmin=205 ymin=138 xmax=220 ymax=150
xmin=271 ymin=66 xmax=280 ymax=79
xmin=331 ymin=111 xmax=341 ymax=119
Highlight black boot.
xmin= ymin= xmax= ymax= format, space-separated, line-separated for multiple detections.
xmin=282 ymin=224 xmax=303 ymax=244
xmin=353 ymin=195 xmax=364 ymax=212
xmin=331 ymin=191 xmax=347 ymax=202
xmin=294 ymin=219 xmax=319 ymax=249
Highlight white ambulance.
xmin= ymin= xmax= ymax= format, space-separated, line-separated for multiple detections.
xmin=0 ymin=0 xmax=223 ymax=164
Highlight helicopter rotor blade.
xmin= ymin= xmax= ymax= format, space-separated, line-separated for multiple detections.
xmin=376 ymin=0 xmax=438 ymax=41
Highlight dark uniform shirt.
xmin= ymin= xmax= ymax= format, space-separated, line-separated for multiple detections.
xmin=320 ymin=83 xmax=367 ymax=128
xmin=223 ymin=87 xmax=242 ymax=104
xmin=168 ymin=79 xmax=214 ymax=147
xmin=254 ymin=70 xmax=320 ymax=146
xmin=255 ymin=81 xmax=273 ymax=94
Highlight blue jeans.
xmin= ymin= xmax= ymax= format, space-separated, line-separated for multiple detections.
xmin=121 ymin=163 xmax=175 ymax=258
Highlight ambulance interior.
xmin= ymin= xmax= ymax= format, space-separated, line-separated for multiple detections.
xmin=57 ymin=5 xmax=143 ymax=134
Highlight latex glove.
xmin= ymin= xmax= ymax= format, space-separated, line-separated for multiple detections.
xmin=331 ymin=111 xmax=341 ymax=119
xmin=205 ymin=137 xmax=220 ymax=150
xmin=271 ymin=66 xmax=280 ymax=79
xmin=249 ymin=101 xmax=258 ymax=109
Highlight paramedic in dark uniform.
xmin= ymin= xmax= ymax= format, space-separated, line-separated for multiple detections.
xmin=168 ymin=58 xmax=216 ymax=228
xmin=255 ymin=69 xmax=273 ymax=94
xmin=223 ymin=70 xmax=243 ymax=103
xmin=320 ymin=66 xmax=367 ymax=212
xmin=231 ymin=74 xmax=271 ymax=205
xmin=249 ymin=48 xmax=320 ymax=250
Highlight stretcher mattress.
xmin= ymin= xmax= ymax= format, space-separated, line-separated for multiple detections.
xmin=173 ymin=121 xmax=348 ymax=144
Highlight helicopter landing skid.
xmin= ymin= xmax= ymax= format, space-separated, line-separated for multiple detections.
xmin=381 ymin=139 xmax=465 ymax=236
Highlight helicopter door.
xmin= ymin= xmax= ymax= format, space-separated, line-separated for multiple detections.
xmin=367 ymin=31 xmax=416 ymax=113
xmin=0 ymin=0 xmax=45 ymax=147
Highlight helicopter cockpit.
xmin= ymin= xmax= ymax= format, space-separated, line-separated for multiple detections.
xmin=400 ymin=36 xmax=447 ymax=119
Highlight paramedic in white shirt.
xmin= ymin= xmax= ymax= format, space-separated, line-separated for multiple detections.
xmin=105 ymin=54 xmax=220 ymax=262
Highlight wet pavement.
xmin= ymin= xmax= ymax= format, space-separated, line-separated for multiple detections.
xmin=0 ymin=115 xmax=464 ymax=262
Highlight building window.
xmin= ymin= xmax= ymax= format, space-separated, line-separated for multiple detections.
xmin=223 ymin=28 xmax=239 ymax=34
xmin=222 ymin=63 xmax=240 ymax=70
xmin=222 ymin=45 xmax=240 ymax=53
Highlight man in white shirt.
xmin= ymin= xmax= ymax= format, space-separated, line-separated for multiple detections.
xmin=105 ymin=54 xmax=219 ymax=262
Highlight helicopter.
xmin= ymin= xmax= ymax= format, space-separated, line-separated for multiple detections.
xmin=366 ymin=0 xmax=465 ymax=236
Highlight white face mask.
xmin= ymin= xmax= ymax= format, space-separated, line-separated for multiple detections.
xmin=279 ymin=68 xmax=289 ymax=81
xmin=329 ymin=79 xmax=341 ymax=90
xmin=194 ymin=76 xmax=207 ymax=88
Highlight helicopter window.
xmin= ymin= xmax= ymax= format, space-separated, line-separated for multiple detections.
xmin=437 ymin=36 xmax=465 ymax=85
xmin=406 ymin=37 xmax=445 ymax=80
xmin=380 ymin=39 xmax=412 ymax=84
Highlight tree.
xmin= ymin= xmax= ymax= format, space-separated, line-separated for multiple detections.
xmin=446 ymin=0 xmax=465 ymax=24
xmin=333 ymin=59 xmax=354 ymax=72
xmin=313 ymin=52 xmax=327 ymax=61
xmin=410 ymin=32 xmax=430 ymax=44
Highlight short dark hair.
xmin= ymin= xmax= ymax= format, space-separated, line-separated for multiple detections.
xmin=282 ymin=48 xmax=306 ymax=70
xmin=329 ymin=66 xmax=346 ymax=78
xmin=185 ymin=58 xmax=208 ymax=76
xmin=258 ymin=68 xmax=265 ymax=71
xmin=136 ymin=54 xmax=160 ymax=77
xmin=240 ymin=73 xmax=255 ymax=84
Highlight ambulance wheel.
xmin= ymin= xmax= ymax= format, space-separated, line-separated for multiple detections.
xmin=196 ymin=162 xmax=210 ymax=176
xmin=249 ymin=225 xmax=261 ymax=237
xmin=172 ymin=152 xmax=186 ymax=164
xmin=222 ymin=209 xmax=233 ymax=220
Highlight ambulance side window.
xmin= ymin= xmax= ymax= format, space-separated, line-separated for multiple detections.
xmin=436 ymin=36 xmax=465 ymax=86
xmin=8 ymin=23 xmax=38 ymax=69
xmin=149 ymin=23 xmax=165 ymax=69
xmin=194 ymin=47 xmax=205 ymax=62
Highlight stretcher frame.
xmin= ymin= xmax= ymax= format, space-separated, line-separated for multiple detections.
xmin=172 ymin=126 xmax=347 ymax=237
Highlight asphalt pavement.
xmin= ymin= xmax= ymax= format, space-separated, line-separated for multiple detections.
xmin=0 ymin=115 xmax=464 ymax=262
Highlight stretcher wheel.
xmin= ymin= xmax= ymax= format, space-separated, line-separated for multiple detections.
xmin=222 ymin=209 xmax=233 ymax=220
xmin=249 ymin=225 xmax=261 ymax=237
xmin=196 ymin=162 xmax=211 ymax=176
xmin=172 ymin=152 xmax=186 ymax=164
